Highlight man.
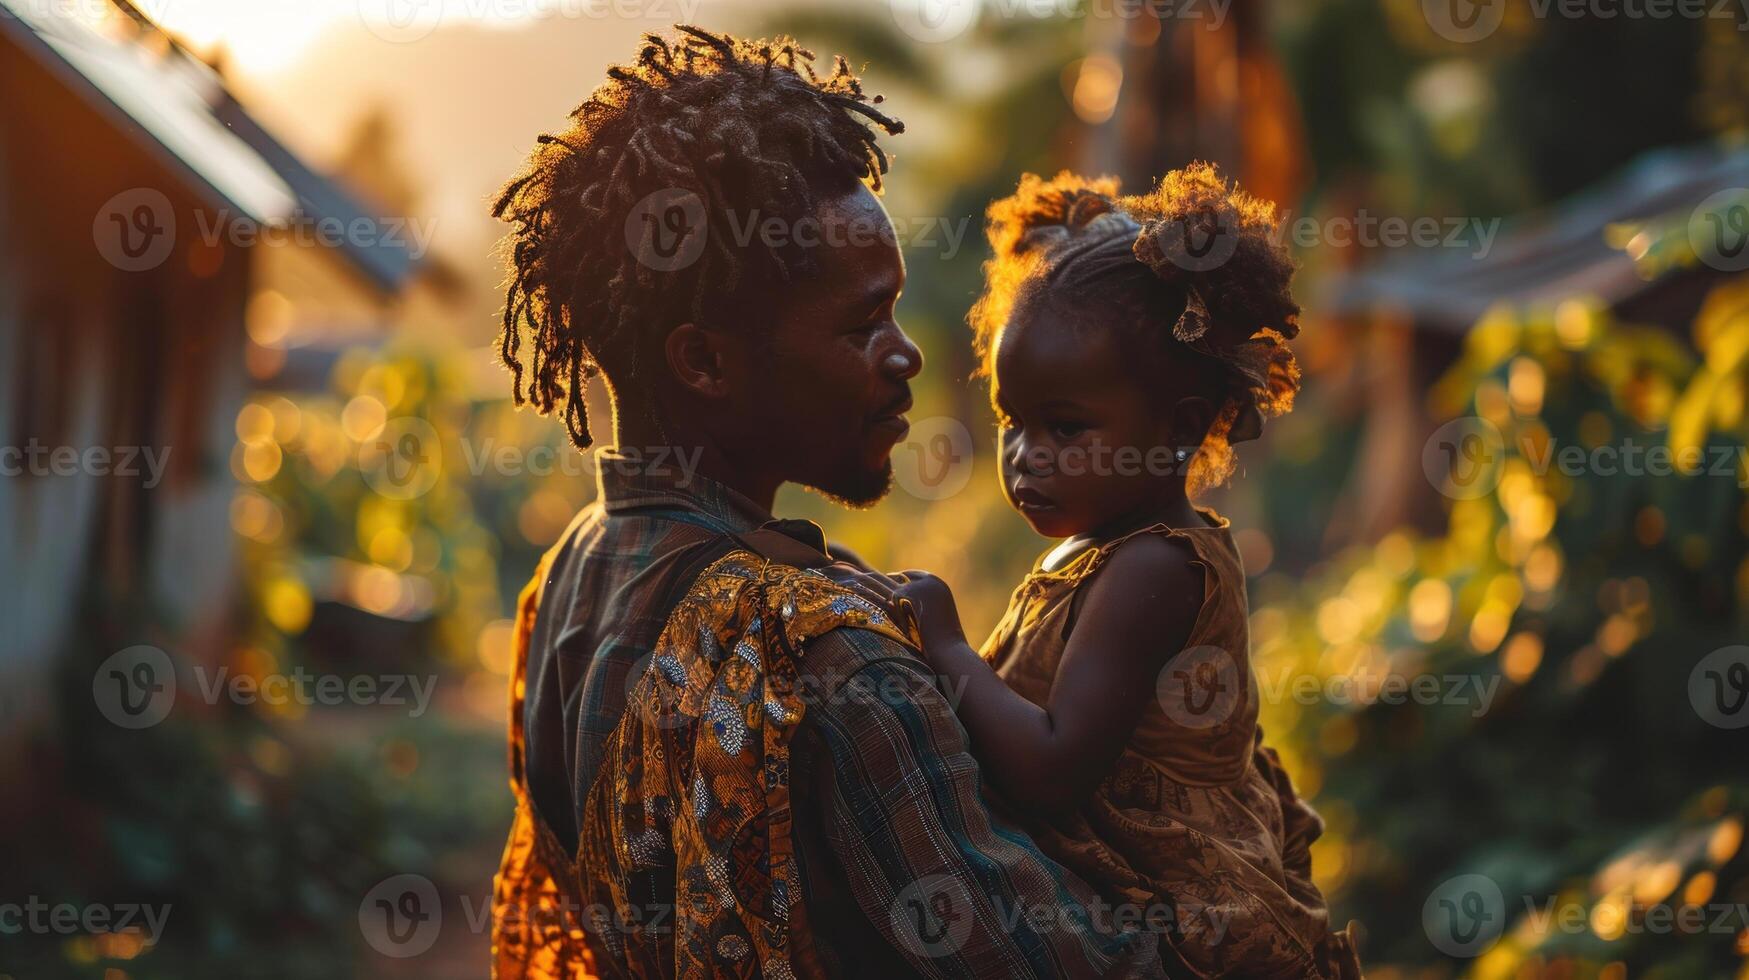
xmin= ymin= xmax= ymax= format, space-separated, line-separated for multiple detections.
xmin=488 ymin=26 xmax=1170 ymax=978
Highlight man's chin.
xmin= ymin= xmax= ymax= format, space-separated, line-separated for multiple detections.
xmin=801 ymin=461 xmax=894 ymax=509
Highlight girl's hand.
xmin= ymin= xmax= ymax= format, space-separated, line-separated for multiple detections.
xmin=889 ymin=569 xmax=969 ymax=653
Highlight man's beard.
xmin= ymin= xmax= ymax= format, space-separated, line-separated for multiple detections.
xmin=802 ymin=458 xmax=895 ymax=509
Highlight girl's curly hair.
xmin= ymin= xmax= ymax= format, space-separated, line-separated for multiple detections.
xmin=491 ymin=26 xmax=902 ymax=450
xmin=968 ymin=164 xmax=1300 ymax=495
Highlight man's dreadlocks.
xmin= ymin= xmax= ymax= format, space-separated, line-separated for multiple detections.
xmin=491 ymin=25 xmax=903 ymax=450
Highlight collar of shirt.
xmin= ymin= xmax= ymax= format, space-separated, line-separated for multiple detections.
xmin=593 ymin=446 xmax=826 ymax=552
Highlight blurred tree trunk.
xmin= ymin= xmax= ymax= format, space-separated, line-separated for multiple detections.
xmin=1088 ymin=0 xmax=1306 ymax=206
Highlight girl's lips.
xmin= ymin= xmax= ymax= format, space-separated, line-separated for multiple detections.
xmin=1012 ymin=484 xmax=1056 ymax=510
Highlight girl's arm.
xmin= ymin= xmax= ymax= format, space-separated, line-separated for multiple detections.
xmin=893 ymin=533 xmax=1205 ymax=818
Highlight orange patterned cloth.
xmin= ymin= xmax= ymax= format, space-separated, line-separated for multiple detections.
xmin=492 ymin=536 xmax=598 ymax=979
xmin=493 ymin=545 xmax=918 ymax=978
xmin=981 ymin=510 xmax=1362 ymax=980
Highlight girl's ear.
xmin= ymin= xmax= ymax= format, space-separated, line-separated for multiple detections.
xmin=1169 ymin=395 xmax=1215 ymax=451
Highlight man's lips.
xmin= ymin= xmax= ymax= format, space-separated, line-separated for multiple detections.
xmin=870 ymin=394 xmax=913 ymax=438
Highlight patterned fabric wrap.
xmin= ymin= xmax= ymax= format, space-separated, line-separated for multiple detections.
xmin=494 ymin=537 xmax=598 ymax=978
xmin=494 ymin=544 xmax=918 ymax=978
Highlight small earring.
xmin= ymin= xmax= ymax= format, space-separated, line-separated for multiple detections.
xmin=1174 ymin=448 xmax=1190 ymax=463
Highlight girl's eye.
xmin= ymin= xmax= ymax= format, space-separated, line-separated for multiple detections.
xmin=1051 ymin=422 xmax=1087 ymax=439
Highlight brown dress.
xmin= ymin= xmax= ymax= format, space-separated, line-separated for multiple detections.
xmin=980 ymin=510 xmax=1363 ymax=979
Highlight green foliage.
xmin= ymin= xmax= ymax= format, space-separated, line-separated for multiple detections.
xmin=1244 ymin=279 xmax=1749 ymax=975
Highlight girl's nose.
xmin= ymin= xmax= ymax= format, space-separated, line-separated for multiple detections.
xmin=1003 ymin=432 xmax=1032 ymax=475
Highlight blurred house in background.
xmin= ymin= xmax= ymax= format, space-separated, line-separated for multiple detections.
xmin=1323 ymin=142 xmax=1749 ymax=543
xmin=0 ymin=0 xmax=428 ymax=745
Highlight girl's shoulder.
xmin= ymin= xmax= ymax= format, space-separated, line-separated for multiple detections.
xmin=1065 ymin=509 xmax=1247 ymax=630
xmin=1083 ymin=507 xmax=1233 ymax=575
xmin=1084 ymin=527 xmax=1203 ymax=598
xmin=1031 ymin=507 xmax=1230 ymax=577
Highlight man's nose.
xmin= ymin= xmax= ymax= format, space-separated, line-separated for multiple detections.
xmin=882 ymin=326 xmax=924 ymax=381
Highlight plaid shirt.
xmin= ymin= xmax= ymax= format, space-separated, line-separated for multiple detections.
xmin=514 ymin=448 xmax=1167 ymax=978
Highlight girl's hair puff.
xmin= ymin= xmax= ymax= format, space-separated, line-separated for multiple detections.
xmin=968 ymin=163 xmax=1300 ymax=495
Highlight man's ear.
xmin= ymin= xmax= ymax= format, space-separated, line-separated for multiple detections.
xmin=663 ymin=322 xmax=734 ymax=399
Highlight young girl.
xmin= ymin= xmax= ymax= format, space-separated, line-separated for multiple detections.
xmin=890 ymin=165 xmax=1362 ymax=978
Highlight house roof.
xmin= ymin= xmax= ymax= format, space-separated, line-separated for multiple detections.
xmin=0 ymin=0 xmax=419 ymax=292
xmin=1321 ymin=141 xmax=1749 ymax=333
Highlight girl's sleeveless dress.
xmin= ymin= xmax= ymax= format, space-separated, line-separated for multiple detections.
xmin=980 ymin=509 xmax=1363 ymax=979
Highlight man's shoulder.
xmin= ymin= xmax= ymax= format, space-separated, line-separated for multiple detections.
xmin=674 ymin=552 xmax=931 ymax=708
xmin=797 ymin=624 xmax=944 ymax=731
xmin=803 ymin=621 xmax=922 ymax=680
xmin=689 ymin=553 xmax=915 ymax=648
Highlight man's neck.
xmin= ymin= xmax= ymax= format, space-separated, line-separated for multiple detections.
xmin=613 ymin=417 xmax=781 ymax=515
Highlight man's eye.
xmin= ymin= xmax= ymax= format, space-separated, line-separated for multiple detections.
xmin=1051 ymin=422 xmax=1087 ymax=439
